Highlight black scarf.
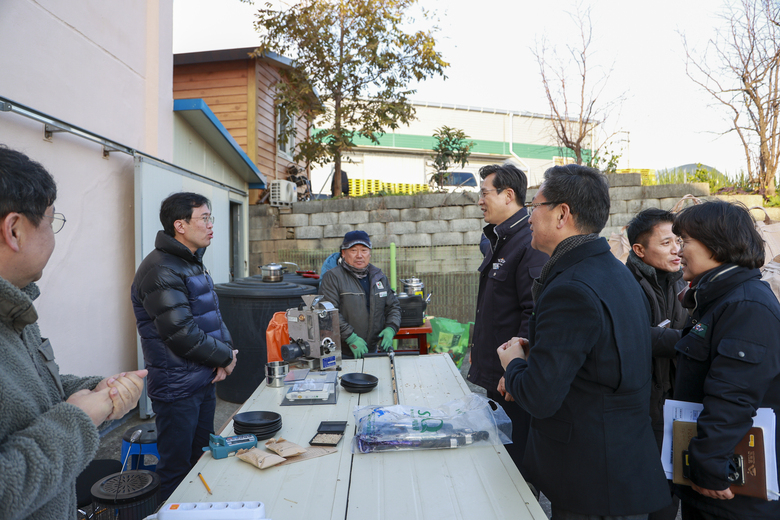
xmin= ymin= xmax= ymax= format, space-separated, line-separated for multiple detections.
xmin=532 ymin=233 xmax=600 ymax=302
xmin=339 ymin=256 xmax=369 ymax=279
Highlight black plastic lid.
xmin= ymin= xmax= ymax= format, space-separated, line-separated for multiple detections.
xmin=122 ymin=423 xmax=157 ymax=444
xmin=91 ymin=470 xmax=160 ymax=504
xmin=318 ymin=421 xmax=348 ymax=433
xmin=214 ymin=280 xmax=317 ymax=298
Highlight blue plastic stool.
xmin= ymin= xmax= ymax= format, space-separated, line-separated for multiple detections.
xmin=120 ymin=423 xmax=159 ymax=472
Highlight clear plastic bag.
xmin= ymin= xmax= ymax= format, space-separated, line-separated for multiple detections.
xmin=351 ymin=393 xmax=512 ymax=453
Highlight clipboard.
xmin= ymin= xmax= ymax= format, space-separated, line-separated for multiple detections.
xmin=673 ymin=420 xmax=768 ymax=500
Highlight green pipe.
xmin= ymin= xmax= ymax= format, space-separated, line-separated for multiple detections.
xmin=390 ymin=241 xmax=398 ymax=348
xmin=390 ymin=241 xmax=397 ymax=293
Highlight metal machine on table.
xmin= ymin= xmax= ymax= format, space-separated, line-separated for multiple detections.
xmin=281 ymin=295 xmax=342 ymax=371
xmin=397 ymin=277 xmax=428 ymax=328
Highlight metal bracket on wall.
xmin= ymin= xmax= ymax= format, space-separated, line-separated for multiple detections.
xmin=103 ymin=145 xmax=120 ymax=159
xmin=0 ymin=94 xmax=248 ymax=194
xmin=0 ymin=95 xmax=134 ymax=158
xmin=44 ymin=123 xmax=67 ymax=141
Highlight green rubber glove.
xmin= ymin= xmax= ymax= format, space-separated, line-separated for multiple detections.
xmin=379 ymin=327 xmax=395 ymax=351
xmin=346 ymin=332 xmax=368 ymax=358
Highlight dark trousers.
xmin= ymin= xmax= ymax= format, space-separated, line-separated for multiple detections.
xmin=680 ymin=502 xmax=729 ymax=520
xmin=649 ymin=428 xmax=680 ymax=520
xmin=551 ymin=506 xmax=648 ymax=520
xmin=486 ymin=388 xmax=531 ymax=480
xmin=152 ymin=383 xmax=216 ymax=501
xmin=649 ymin=482 xmax=680 ymax=520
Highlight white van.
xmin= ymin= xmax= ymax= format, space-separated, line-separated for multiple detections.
xmin=439 ymin=171 xmax=479 ymax=193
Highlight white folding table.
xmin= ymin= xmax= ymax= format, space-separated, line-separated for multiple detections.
xmin=166 ymin=354 xmax=547 ymax=520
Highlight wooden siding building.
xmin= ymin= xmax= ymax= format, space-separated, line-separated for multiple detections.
xmin=173 ymin=47 xmax=309 ymax=185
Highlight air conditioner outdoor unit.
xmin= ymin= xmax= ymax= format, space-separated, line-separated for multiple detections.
xmin=269 ymin=180 xmax=296 ymax=206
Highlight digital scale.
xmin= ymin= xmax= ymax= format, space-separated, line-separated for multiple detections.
xmin=281 ymin=370 xmax=338 ymax=406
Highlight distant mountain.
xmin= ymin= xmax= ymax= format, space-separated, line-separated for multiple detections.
xmin=673 ymin=163 xmax=723 ymax=175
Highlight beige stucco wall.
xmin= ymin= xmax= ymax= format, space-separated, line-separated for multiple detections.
xmin=0 ymin=0 xmax=174 ymax=376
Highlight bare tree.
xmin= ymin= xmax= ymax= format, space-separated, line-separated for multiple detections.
xmin=533 ymin=3 xmax=622 ymax=166
xmin=684 ymin=0 xmax=780 ymax=196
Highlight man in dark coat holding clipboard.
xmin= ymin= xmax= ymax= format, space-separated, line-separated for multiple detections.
xmin=497 ymin=164 xmax=670 ymax=519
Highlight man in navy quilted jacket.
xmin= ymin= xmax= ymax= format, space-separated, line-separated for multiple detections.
xmin=132 ymin=192 xmax=238 ymax=500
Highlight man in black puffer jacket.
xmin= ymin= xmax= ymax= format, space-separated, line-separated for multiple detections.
xmin=132 ymin=192 xmax=237 ymax=500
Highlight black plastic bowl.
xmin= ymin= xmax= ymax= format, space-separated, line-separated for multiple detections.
xmin=233 ymin=411 xmax=282 ymax=427
xmin=341 ymin=373 xmax=379 ymax=387
xmin=340 ymin=381 xmax=376 ymax=393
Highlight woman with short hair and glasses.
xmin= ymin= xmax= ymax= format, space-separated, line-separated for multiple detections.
xmin=672 ymin=200 xmax=780 ymax=520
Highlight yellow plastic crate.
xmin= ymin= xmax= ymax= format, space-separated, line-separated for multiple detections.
xmin=616 ymin=168 xmax=656 ymax=186
xmin=346 ymin=180 xmax=430 ymax=196
xmin=348 ymin=179 xmax=366 ymax=197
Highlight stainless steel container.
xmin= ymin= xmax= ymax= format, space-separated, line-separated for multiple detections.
xmin=265 ymin=361 xmax=289 ymax=387
xmin=260 ymin=263 xmax=285 ymax=282
xmin=400 ymin=277 xmax=424 ymax=297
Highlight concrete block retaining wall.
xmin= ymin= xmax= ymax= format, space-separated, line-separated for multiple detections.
xmin=249 ymin=173 xmax=777 ymax=273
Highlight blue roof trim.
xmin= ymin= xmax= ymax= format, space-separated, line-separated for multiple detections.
xmin=173 ymin=98 xmax=266 ymax=187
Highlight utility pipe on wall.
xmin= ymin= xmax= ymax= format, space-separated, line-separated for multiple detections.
xmin=508 ymin=113 xmax=531 ymax=173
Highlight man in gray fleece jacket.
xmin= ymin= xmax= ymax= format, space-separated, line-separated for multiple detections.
xmin=0 ymin=146 xmax=146 ymax=520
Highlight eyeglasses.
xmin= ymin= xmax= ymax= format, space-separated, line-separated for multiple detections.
xmin=524 ymin=201 xmax=561 ymax=215
xmin=42 ymin=212 xmax=66 ymax=234
xmin=192 ymin=215 xmax=215 ymax=225
xmin=478 ymin=188 xmax=498 ymax=200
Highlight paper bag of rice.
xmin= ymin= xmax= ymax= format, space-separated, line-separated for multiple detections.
xmin=265 ymin=437 xmax=307 ymax=458
xmin=237 ymin=447 xmax=285 ymax=469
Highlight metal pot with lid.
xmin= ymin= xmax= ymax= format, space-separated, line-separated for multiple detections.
xmin=400 ymin=277 xmax=424 ymax=297
xmin=260 ymin=263 xmax=285 ymax=282
xmin=259 ymin=262 xmax=301 ymax=282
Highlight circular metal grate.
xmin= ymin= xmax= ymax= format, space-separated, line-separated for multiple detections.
xmin=99 ymin=472 xmax=154 ymax=495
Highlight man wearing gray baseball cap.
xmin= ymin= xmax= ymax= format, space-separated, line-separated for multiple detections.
xmin=320 ymin=230 xmax=401 ymax=358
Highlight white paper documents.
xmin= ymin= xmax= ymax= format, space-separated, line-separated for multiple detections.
xmin=661 ymin=399 xmax=779 ymax=500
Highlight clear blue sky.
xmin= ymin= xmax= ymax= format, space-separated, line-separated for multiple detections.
xmin=174 ymin=0 xmax=747 ymax=175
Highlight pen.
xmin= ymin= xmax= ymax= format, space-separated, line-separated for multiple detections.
xmin=198 ymin=472 xmax=212 ymax=495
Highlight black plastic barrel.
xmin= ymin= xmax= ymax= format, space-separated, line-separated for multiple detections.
xmin=244 ymin=273 xmax=320 ymax=289
xmin=283 ymin=272 xmax=320 ymax=288
xmin=214 ymin=279 xmax=317 ymax=403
